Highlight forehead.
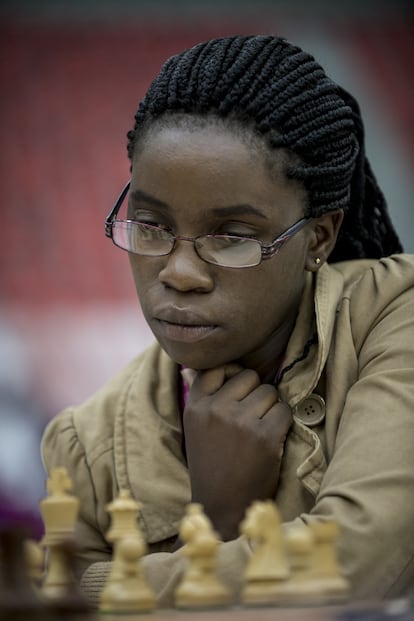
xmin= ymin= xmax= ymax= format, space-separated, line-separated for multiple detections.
xmin=131 ymin=122 xmax=306 ymax=218
xmin=135 ymin=119 xmax=266 ymax=165
xmin=136 ymin=120 xmax=300 ymax=188
xmin=133 ymin=114 xmax=293 ymax=179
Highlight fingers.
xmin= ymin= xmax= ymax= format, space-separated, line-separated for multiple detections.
xmin=188 ymin=365 xmax=292 ymax=436
xmin=192 ymin=364 xmax=246 ymax=395
xmin=258 ymin=400 xmax=293 ymax=449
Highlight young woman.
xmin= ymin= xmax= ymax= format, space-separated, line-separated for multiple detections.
xmin=42 ymin=34 xmax=414 ymax=606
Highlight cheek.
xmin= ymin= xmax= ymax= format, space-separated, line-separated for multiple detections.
xmin=233 ymin=260 xmax=305 ymax=319
xmin=128 ymin=256 xmax=157 ymax=299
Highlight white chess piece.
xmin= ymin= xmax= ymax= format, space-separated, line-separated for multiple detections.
xmin=39 ymin=467 xmax=79 ymax=599
xmin=174 ymin=503 xmax=231 ymax=609
xmin=241 ymin=500 xmax=290 ymax=605
xmin=100 ymin=488 xmax=155 ymax=613
xmin=100 ymin=534 xmax=155 ymax=613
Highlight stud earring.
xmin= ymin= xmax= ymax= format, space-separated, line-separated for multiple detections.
xmin=314 ymin=257 xmax=321 ymax=265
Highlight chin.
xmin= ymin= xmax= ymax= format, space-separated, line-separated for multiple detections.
xmin=161 ymin=343 xmax=228 ymax=370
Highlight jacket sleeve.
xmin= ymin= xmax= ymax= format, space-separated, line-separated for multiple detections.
xmin=41 ymin=409 xmax=112 ymax=577
xmin=307 ymin=260 xmax=414 ymax=598
xmin=80 ymin=537 xmax=252 ymax=608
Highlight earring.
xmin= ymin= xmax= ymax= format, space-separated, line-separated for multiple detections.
xmin=314 ymin=257 xmax=321 ymax=265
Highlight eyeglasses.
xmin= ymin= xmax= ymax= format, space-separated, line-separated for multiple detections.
xmin=105 ymin=181 xmax=311 ymax=269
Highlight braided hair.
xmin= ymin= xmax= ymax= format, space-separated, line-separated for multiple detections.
xmin=127 ymin=35 xmax=403 ymax=262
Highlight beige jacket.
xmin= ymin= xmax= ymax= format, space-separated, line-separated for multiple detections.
xmin=42 ymin=255 xmax=414 ymax=605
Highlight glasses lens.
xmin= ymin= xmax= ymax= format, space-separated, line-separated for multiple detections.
xmin=112 ymin=221 xmax=173 ymax=256
xmin=196 ymin=236 xmax=262 ymax=268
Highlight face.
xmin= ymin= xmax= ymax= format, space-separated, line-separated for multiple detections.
xmin=128 ymin=122 xmax=312 ymax=378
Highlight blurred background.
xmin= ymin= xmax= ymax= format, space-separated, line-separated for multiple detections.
xmin=1 ymin=0 xmax=413 ymax=514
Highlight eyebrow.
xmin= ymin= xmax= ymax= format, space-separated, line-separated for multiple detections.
xmin=129 ymin=189 xmax=168 ymax=209
xmin=129 ymin=189 xmax=268 ymax=219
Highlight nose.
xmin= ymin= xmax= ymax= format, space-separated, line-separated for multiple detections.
xmin=158 ymin=239 xmax=214 ymax=293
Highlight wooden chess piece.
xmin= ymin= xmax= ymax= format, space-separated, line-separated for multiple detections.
xmin=174 ymin=503 xmax=231 ymax=609
xmin=45 ymin=539 xmax=95 ymax=619
xmin=105 ymin=489 xmax=142 ymax=542
xmin=307 ymin=520 xmax=350 ymax=602
xmin=100 ymin=489 xmax=155 ymax=613
xmin=240 ymin=500 xmax=290 ymax=606
xmin=24 ymin=538 xmax=45 ymax=590
xmin=100 ymin=534 xmax=155 ymax=613
xmin=39 ymin=467 xmax=80 ymax=600
xmin=0 ymin=527 xmax=47 ymax=621
xmin=274 ymin=523 xmax=324 ymax=605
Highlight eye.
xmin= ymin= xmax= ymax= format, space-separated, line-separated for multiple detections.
xmin=128 ymin=208 xmax=172 ymax=231
xmin=215 ymin=222 xmax=258 ymax=239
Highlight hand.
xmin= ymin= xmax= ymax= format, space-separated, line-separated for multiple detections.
xmin=182 ymin=365 xmax=292 ymax=541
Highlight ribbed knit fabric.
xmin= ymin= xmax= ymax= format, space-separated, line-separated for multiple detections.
xmin=80 ymin=561 xmax=111 ymax=608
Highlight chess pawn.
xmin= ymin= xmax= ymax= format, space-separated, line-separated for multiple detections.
xmin=100 ymin=534 xmax=155 ymax=613
xmin=174 ymin=503 xmax=231 ymax=609
xmin=307 ymin=521 xmax=350 ymax=601
xmin=39 ymin=467 xmax=80 ymax=599
xmin=241 ymin=500 xmax=290 ymax=606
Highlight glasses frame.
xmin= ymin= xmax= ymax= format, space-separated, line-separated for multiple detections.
xmin=105 ymin=181 xmax=311 ymax=268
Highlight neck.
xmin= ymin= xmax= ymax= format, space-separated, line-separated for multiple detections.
xmin=239 ymin=314 xmax=296 ymax=385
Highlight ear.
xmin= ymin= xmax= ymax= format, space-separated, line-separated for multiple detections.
xmin=305 ymin=209 xmax=344 ymax=271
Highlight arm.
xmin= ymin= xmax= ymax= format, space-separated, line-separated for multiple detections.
xmin=304 ymin=273 xmax=414 ymax=598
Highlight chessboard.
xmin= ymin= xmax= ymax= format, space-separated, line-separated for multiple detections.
xmin=97 ymin=603 xmax=411 ymax=621
xmin=0 ymin=467 xmax=412 ymax=621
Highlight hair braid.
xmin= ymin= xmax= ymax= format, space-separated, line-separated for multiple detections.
xmin=127 ymin=35 xmax=403 ymax=260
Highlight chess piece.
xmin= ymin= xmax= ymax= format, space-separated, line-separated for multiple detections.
xmin=174 ymin=503 xmax=231 ymax=609
xmin=45 ymin=539 xmax=94 ymax=618
xmin=240 ymin=500 xmax=290 ymax=605
xmin=274 ymin=523 xmax=324 ymax=605
xmin=307 ymin=520 xmax=350 ymax=602
xmin=24 ymin=539 xmax=45 ymax=589
xmin=100 ymin=489 xmax=155 ymax=613
xmin=100 ymin=534 xmax=155 ymax=613
xmin=39 ymin=467 xmax=80 ymax=600
xmin=0 ymin=527 xmax=47 ymax=621
xmin=105 ymin=489 xmax=142 ymax=542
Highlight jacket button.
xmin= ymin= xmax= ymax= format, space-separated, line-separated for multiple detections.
xmin=294 ymin=394 xmax=326 ymax=427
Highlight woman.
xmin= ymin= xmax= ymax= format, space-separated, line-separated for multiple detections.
xmin=42 ymin=34 xmax=414 ymax=606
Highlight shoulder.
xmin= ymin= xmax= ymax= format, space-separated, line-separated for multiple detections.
xmin=41 ymin=341 xmax=176 ymax=470
xmin=328 ymin=253 xmax=414 ymax=348
xmin=330 ymin=253 xmax=414 ymax=294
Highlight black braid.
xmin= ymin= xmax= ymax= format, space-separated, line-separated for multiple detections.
xmin=127 ymin=35 xmax=403 ymax=261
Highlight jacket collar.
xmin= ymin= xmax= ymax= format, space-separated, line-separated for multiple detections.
xmin=279 ymin=264 xmax=344 ymax=406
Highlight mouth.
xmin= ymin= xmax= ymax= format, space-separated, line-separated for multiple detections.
xmin=154 ymin=308 xmax=218 ymax=343
xmin=157 ymin=320 xmax=217 ymax=343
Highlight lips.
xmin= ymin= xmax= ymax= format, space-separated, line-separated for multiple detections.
xmin=154 ymin=306 xmax=218 ymax=343
xmin=155 ymin=306 xmax=215 ymax=327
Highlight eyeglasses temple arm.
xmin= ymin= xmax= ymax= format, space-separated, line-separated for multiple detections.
xmin=261 ymin=217 xmax=311 ymax=258
xmin=104 ymin=180 xmax=131 ymax=238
